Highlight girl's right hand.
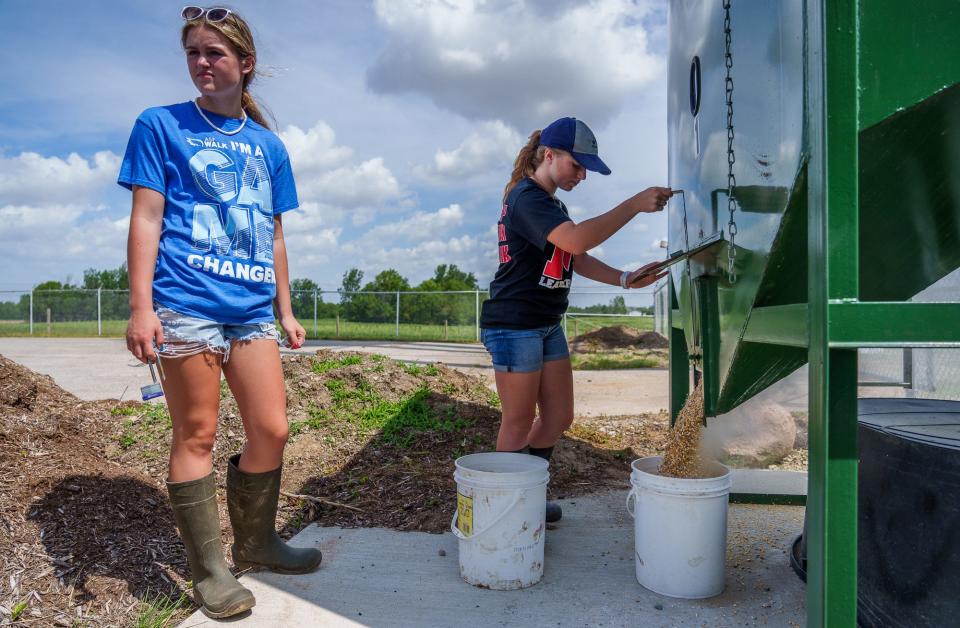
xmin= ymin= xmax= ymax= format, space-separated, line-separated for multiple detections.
xmin=632 ymin=187 xmax=673 ymax=214
xmin=126 ymin=308 xmax=165 ymax=364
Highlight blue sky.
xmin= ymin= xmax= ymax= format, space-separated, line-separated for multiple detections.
xmin=0 ymin=0 xmax=669 ymax=305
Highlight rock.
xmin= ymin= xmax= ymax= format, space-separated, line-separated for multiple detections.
xmin=791 ymin=412 xmax=808 ymax=449
xmin=702 ymin=403 xmax=797 ymax=468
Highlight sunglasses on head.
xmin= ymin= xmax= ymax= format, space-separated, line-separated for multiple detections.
xmin=181 ymin=6 xmax=232 ymax=23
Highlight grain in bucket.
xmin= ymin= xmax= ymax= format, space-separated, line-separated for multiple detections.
xmin=451 ymin=452 xmax=549 ymax=589
xmin=626 ymin=382 xmax=732 ymax=598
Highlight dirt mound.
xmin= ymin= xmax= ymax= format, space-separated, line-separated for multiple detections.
xmin=0 ymin=349 xmax=664 ymax=625
xmin=0 ymin=354 xmax=185 ymax=626
xmin=570 ymin=325 xmax=668 ymax=352
xmin=0 ymin=353 xmax=77 ymax=412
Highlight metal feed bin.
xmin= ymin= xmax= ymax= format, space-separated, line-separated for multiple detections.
xmin=667 ymin=1 xmax=960 ymax=625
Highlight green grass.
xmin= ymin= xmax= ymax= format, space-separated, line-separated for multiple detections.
xmin=372 ymin=387 xmax=473 ymax=447
xmin=289 ymin=375 xmax=475 ymax=447
xmin=570 ymin=353 xmax=663 ymax=370
xmin=402 ymin=362 xmax=440 ymax=377
xmin=312 ymin=354 xmax=363 ymax=373
xmin=112 ymin=403 xmax=173 ymax=450
xmin=10 ymin=600 xmax=27 ymax=621
xmin=133 ymin=591 xmax=191 ymax=628
xmin=289 ymin=403 xmax=331 ymax=437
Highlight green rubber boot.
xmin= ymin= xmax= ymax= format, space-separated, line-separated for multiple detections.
xmin=227 ymin=454 xmax=323 ymax=574
xmin=167 ymin=473 xmax=255 ymax=619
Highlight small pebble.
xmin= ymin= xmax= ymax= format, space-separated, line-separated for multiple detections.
xmin=654 ymin=603 xmax=664 ymax=611
xmin=438 ymin=549 xmax=446 ymax=557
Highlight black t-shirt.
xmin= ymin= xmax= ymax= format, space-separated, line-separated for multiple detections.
xmin=480 ymin=177 xmax=575 ymax=329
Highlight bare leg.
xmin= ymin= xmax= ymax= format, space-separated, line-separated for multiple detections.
xmin=222 ymin=339 xmax=289 ymax=473
xmin=527 ymin=357 xmax=574 ymax=448
xmin=493 ymin=370 xmax=542 ymax=451
xmin=162 ymin=352 xmax=223 ymax=482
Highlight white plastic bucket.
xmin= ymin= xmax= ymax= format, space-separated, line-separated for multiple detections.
xmin=626 ymin=455 xmax=732 ymax=599
xmin=451 ymin=453 xmax=549 ymax=590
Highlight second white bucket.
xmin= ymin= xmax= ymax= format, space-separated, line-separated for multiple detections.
xmin=626 ymin=455 xmax=732 ymax=599
xmin=451 ymin=452 xmax=549 ymax=590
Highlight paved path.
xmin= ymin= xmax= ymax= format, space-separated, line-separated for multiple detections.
xmin=0 ymin=338 xmax=670 ymax=415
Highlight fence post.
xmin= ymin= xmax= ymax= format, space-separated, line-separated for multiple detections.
xmin=444 ymin=319 xmax=448 ymax=341
xmin=97 ymin=288 xmax=102 ymax=336
xmin=313 ymin=289 xmax=318 ymax=338
xmin=475 ymin=290 xmax=480 ymax=341
xmin=336 ymin=313 xmax=340 ymax=337
xmin=47 ymin=307 xmax=52 ymax=335
xmin=395 ymin=291 xmax=400 ymax=337
xmin=29 ymin=290 xmax=33 ymax=336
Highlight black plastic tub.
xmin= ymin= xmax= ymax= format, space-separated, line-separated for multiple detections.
xmin=791 ymin=398 xmax=960 ymax=627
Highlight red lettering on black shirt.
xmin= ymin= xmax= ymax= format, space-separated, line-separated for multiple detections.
xmin=542 ymin=247 xmax=572 ymax=281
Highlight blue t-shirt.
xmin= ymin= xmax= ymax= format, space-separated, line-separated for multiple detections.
xmin=118 ymin=102 xmax=298 ymax=324
xmin=480 ymin=177 xmax=574 ymax=329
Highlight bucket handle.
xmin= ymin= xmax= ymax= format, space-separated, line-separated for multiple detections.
xmin=451 ymin=491 xmax=523 ymax=542
xmin=626 ymin=488 xmax=636 ymax=519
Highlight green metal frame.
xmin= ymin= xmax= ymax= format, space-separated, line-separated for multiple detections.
xmin=664 ymin=1 xmax=960 ymax=622
xmin=804 ymin=2 xmax=959 ymax=624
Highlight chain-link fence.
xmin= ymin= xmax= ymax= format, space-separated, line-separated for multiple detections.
xmin=0 ymin=287 xmax=657 ymax=343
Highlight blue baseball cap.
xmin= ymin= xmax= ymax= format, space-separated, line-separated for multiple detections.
xmin=539 ymin=117 xmax=611 ymax=175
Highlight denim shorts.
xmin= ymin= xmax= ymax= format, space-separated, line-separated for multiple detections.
xmin=155 ymin=304 xmax=280 ymax=363
xmin=480 ymin=324 xmax=570 ymax=373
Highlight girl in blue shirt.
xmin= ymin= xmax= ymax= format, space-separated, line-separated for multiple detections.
xmin=119 ymin=7 xmax=320 ymax=618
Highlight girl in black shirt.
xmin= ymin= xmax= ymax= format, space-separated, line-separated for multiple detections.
xmin=480 ymin=117 xmax=671 ymax=521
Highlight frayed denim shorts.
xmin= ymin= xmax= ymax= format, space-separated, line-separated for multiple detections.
xmin=480 ymin=324 xmax=570 ymax=373
xmin=155 ymin=304 xmax=280 ymax=363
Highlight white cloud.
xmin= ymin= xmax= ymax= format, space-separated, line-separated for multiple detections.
xmin=0 ymin=203 xmax=128 ymax=277
xmin=415 ymin=120 xmax=523 ymax=185
xmin=362 ymin=204 xmax=465 ymax=244
xmin=368 ymin=0 xmax=664 ymax=130
xmin=278 ymin=123 xmax=409 ymax=213
xmin=0 ymin=151 xmax=121 ymax=206
xmin=297 ymin=157 xmax=406 ymax=210
xmin=279 ymin=122 xmax=353 ymax=173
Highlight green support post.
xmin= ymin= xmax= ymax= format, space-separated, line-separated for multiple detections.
xmin=807 ymin=0 xmax=860 ymax=624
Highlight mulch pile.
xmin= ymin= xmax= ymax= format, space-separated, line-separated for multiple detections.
xmin=0 ymin=350 xmax=667 ymax=626
xmin=569 ymin=325 xmax=669 ymax=353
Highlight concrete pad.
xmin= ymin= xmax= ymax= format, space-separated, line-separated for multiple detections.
xmin=179 ymin=492 xmax=805 ymax=627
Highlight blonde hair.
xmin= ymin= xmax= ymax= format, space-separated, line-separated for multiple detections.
xmin=181 ymin=8 xmax=273 ymax=129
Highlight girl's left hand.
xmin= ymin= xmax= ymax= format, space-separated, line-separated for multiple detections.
xmin=626 ymin=261 xmax=668 ymax=289
xmin=280 ymin=315 xmax=306 ymax=349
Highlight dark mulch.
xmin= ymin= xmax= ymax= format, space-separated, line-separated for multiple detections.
xmin=0 ymin=350 xmax=666 ymax=626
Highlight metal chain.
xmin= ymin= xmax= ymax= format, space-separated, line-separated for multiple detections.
xmin=723 ymin=0 xmax=738 ymax=284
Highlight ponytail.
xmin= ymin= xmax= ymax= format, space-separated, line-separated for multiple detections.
xmin=241 ymin=86 xmax=273 ymax=130
xmin=503 ymin=130 xmax=547 ymax=202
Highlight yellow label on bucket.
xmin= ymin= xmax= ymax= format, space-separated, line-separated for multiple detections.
xmin=456 ymin=492 xmax=473 ymax=535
